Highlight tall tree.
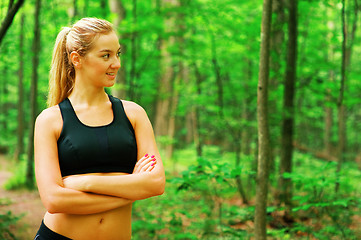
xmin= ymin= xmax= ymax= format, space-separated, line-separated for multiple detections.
xmin=26 ymin=0 xmax=42 ymax=188
xmin=254 ymin=0 xmax=272 ymax=239
xmin=0 ymin=0 xmax=24 ymax=46
xmin=154 ymin=0 xmax=176 ymax=144
xmin=336 ymin=0 xmax=359 ymax=192
xmin=129 ymin=0 xmax=138 ymax=100
xmin=14 ymin=13 xmax=25 ymax=161
xmin=165 ymin=0 xmax=185 ymax=159
xmin=100 ymin=0 xmax=107 ymax=18
xmin=109 ymin=0 xmax=127 ymax=99
xmin=72 ymin=0 xmax=78 ymax=21
xmin=279 ymin=0 xmax=298 ymax=216
xmin=191 ymin=61 xmax=204 ymax=157
xmin=269 ymin=0 xmax=285 ymax=173
xmin=324 ymin=5 xmax=335 ymax=156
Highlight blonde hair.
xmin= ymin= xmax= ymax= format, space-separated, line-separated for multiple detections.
xmin=47 ymin=18 xmax=114 ymax=107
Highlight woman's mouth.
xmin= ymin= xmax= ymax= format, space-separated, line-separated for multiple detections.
xmin=106 ymin=72 xmax=116 ymax=79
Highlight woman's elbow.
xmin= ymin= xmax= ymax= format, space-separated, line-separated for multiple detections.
xmin=152 ymin=174 xmax=165 ymax=196
xmin=42 ymin=195 xmax=62 ymax=214
xmin=40 ymin=188 xmax=68 ymax=214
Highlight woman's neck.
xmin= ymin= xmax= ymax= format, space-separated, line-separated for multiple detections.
xmin=69 ymin=80 xmax=108 ymax=107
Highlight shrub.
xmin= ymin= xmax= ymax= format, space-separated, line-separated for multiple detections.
xmin=0 ymin=198 xmax=22 ymax=240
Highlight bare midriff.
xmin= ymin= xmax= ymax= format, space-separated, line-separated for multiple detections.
xmin=44 ymin=172 xmax=132 ymax=240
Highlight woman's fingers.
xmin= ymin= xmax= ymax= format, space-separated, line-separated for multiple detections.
xmin=138 ymin=157 xmax=156 ymax=172
xmin=133 ymin=154 xmax=156 ymax=173
xmin=145 ymin=160 xmax=156 ymax=172
xmin=142 ymin=158 xmax=156 ymax=172
xmin=133 ymin=154 xmax=149 ymax=173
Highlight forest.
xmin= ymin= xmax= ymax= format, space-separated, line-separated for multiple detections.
xmin=1 ymin=0 xmax=361 ymax=239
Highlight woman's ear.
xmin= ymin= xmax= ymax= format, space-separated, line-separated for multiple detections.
xmin=70 ymin=51 xmax=82 ymax=69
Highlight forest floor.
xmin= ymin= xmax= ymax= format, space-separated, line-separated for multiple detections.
xmin=0 ymin=154 xmax=45 ymax=240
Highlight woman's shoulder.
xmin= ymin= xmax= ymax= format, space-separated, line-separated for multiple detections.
xmin=35 ymin=105 xmax=62 ymax=131
xmin=118 ymin=99 xmax=148 ymax=125
xmin=37 ymin=105 xmax=61 ymax=120
xmin=121 ymin=99 xmax=145 ymax=113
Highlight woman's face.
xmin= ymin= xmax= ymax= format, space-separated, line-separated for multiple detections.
xmin=78 ymin=31 xmax=121 ymax=88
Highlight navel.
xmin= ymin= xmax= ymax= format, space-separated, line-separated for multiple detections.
xmin=99 ymin=217 xmax=104 ymax=224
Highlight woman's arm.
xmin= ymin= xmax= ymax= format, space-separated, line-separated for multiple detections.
xmin=63 ymin=102 xmax=166 ymax=200
xmin=35 ymin=107 xmax=132 ymax=215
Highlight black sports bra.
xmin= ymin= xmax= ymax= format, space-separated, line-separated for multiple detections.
xmin=57 ymin=94 xmax=137 ymax=177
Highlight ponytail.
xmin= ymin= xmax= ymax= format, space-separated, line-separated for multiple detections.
xmin=47 ymin=27 xmax=74 ymax=107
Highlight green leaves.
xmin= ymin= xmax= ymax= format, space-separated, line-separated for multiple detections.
xmin=0 ymin=199 xmax=22 ymax=240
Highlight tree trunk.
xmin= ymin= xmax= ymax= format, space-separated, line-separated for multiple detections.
xmin=72 ymin=0 xmax=78 ymax=20
xmin=323 ymin=14 xmax=335 ymax=154
xmin=254 ymin=0 xmax=272 ymax=239
xmin=211 ymin=46 xmax=223 ymax=117
xmin=0 ymin=0 xmax=24 ymax=46
xmin=235 ymin=131 xmax=249 ymax=205
xmin=269 ymin=0 xmax=285 ymax=175
xmin=15 ymin=13 xmax=25 ymax=161
xmin=154 ymin=0 xmax=176 ymax=144
xmin=166 ymin=72 xmax=180 ymax=160
xmin=83 ymin=0 xmax=89 ymax=16
xmin=128 ymin=0 xmax=137 ymax=100
xmin=100 ymin=0 xmax=107 ymax=18
xmin=192 ymin=62 xmax=204 ymax=157
xmin=165 ymin=0 xmax=187 ymax=159
xmin=336 ymin=0 xmax=358 ymax=192
xmin=325 ymin=10 xmax=334 ymax=154
xmin=336 ymin=1 xmax=347 ymax=191
xmin=185 ymin=110 xmax=193 ymax=144
xmin=270 ymin=0 xmax=285 ymax=88
xmin=241 ymin=57 xmax=253 ymax=156
xmin=0 ymin=61 xmax=8 ymax=150
xmin=324 ymin=87 xmax=333 ymax=154
xmin=26 ymin=0 xmax=41 ymax=189
xmin=109 ymin=0 xmax=127 ymax=99
xmin=279 ymin=0 xmax=298 ymax=214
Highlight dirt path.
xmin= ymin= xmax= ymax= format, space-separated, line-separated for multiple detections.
xmin=0 ymin=155 xmax=45 ymax=240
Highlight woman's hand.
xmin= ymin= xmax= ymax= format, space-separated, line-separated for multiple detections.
xmin=63 ymin=175 xmax=88 ymax=192
xmin=133 ymin=154 xmax=157 ymax=174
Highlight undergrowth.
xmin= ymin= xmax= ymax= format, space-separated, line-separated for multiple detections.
xmin=2 ymin=145 xmax=360 ymax=239
xmin=0 ymin=198 xmax=22 ymax=240
xmin=3 ymin=154 xmax=36 ymax=190
xmin=132 ymin=145 xmax=361 ymax=240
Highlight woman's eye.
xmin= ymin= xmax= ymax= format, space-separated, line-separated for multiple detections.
xmin=117 ymin=51 xmax=121 ymax=58
xmin=102 ymin=54 xmax=110 ymax=59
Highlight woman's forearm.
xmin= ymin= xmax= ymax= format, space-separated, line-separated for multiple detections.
xmin=66 ymin=170 xmax=165 ymax=200
xmin=63 ymin=155 xmax=166 ymax=200
xmin=85 ymin=172 xmax=165 ymax=200
xmin=43 ymin=185 xmax=133 ymax=215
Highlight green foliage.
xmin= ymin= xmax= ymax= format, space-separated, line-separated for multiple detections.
xmin=132 ymin=147 xmax=361 ymax=239
xmin=0 ymin=199 xmax=22 ymax=240
xmin=133 ymin=146 xmax=254 ymax=239
xmin=272 ymin=153 xmax=361 ymax=239
xmin=3 ymin=159 xmax=35 ymax=190
xmin=1 ymin=0 xmax=361 ymax=239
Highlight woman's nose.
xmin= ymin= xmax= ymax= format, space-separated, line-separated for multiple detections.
xmin=111 ymin=58 xmax=121 ymax=69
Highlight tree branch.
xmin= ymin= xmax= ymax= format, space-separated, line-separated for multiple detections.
xmin=0 ymin=0 xmax=25 ymax=47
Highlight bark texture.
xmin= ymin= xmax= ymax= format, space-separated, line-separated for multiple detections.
xmin=254 ymin=0 xmax=272 ymax=239
xmin=26 ymin=0 xmax=41 ymax=188
xmin=279 ymin=0 xmax=298 ymax=212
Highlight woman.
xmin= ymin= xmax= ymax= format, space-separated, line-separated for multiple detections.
xmin=34 ymin=18 xmax=165 ymax=240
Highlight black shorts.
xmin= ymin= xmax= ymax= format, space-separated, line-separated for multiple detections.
xmin=34 ymin=221 xmax=73 ymax=240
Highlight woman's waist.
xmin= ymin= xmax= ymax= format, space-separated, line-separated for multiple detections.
xmin=43 ymin=204 xmax=132 ymax=240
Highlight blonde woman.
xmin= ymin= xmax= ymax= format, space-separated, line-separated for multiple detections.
xmin=34 ymin=18 xmax=165 ymax=240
